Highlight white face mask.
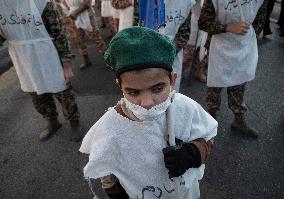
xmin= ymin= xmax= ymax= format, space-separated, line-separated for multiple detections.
xmin=123 ymin=90 xmax=175 ymax=121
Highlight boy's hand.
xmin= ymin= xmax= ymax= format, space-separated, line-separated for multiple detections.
xmin=162 ymin=142 xmax=201 ymax=178
xmin=226 ymin=21 xmax=250 ymax=35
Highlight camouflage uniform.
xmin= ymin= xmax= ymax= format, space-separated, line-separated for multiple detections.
xmin=30 ymin=87 xmax=79 ymax=121
xmin=58 ymin=0 xmax=106 ymax=55
xmin=173 ymin=13 xmax=191 ymax=53
xmin=198 ymin=0 xmax=267 ymax=114
xmin=206 ymin=83 xmax=247 ymax=114
xmin=33 ymin=2 xmax=79 ymax=121
xmin=53 ymin=0 xmax=78 ymax=47
xmin=75 ymin=8 xmax=106 ymax=55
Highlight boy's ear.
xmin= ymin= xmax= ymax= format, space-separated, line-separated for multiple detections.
xmin=116 ymin=78 xmax=121 ymax=88
xmin=170 ymin=72 xmax=177 ymax=88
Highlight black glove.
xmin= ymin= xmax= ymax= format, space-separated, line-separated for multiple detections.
xmin=162 ymin=141 xmax=201 ymax=178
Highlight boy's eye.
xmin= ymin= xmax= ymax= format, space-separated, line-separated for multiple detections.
xmin=128 ymin=90 xmax=140 ymax=96
xmin=152 ymin=86 xmax=164 ymax=93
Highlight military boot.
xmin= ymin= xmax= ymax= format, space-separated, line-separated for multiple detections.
xmin=195 ymin=57 xmax=207 ymax=83
xmin=231 ymin=113 xmax=258 ymax=138
xmin=69 ymin=119 xmax=83 ymax=142
xmin=80 ymin=54 xmax=92 ymax=69
xmin=39 ymin=118 xmax=62 ymax=141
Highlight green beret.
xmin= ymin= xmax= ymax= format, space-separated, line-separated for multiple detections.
xmin=104 ymin=26 xmax=176 ymax=77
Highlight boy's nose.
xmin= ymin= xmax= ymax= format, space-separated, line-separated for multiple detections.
xmin=140 ymin=94 xmax=155 ymax=110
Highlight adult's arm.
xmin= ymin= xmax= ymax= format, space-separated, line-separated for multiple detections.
xmin=173 ymin=13 xmax=191 ymax=53
xmin=69 ymin=0 xmax=92 ymax=19
xmin=41 ymin=1 xmax=72 ymax=61
xmin=198 ymin=0 xmax=227 ymax=35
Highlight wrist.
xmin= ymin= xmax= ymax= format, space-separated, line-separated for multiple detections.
xmin=183 ymin=142 xmax=201 ymax=168
xmin=225 ymin=24 xmax=231 ymax=33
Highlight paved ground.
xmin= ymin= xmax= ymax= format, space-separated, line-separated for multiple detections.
xmin=0 ymin=20 xmax=283 ymax=199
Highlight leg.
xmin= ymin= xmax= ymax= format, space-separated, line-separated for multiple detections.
xmin=182 ymin=44 xmax=195 ymax=71
xmin=75 ymin=28 xmax=92 ymax=69
xmin=264 ymin=0 xmax=276 ymax=36
xmin=53 ymin=88 xmax=79 ymax=121
xmin=100 ymin=175 xmax=129 ymax=199
xmin=227 ymin=83 xmax=247 ymax=115
xmin=227 ymin=83 xmax=258 ymax=138
xmin=206 ymin=87 xmax=223 ymax=118
xmin=194 ymin=53 xmax=208 ymax=83
xmin=54 ymin=88 xmax=81 ymax=141
xmin=30 ymin=92 xmax=62 ymax=140
xmin=87 ymin=14 xmax=107 ymax=54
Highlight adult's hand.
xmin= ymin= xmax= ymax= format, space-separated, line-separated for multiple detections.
xmin=226 ymin=21 xmax=250 ymax=35
xmin=62 ymin=61 xmax=74 ymax=83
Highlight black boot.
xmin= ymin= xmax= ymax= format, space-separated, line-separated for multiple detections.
xmin=231 ymin=113 xmax=258 ymax=138
xmin=69 ymin=119 xmax=83 ymax=142
xmin=39 ymin=118 xmax=62 ymax=141
xmin=80 ymin=55 xmax=92 ymax=69
xmin=280 ymin=28 xmax=284 ymax=37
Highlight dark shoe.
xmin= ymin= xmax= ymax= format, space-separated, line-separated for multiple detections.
xmin=263 ymin=29 xmax=272 ymax=36
xmin=80 ymin=55 xmax=92 ymax=69
xmin=231 ymin=114 xmax=258 ymax=138
xmin=69 ymin=119 xmax=83 ymax=142
xmin=39 ymin=118 xmax=62 ymax=141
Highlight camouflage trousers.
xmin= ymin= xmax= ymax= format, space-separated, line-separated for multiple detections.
xmin=30 ymin=88 xmax=80 ymax=121
xmin=75 ymin=13 xmax=106 ymax=55
xmin=206 ymin=83 xmax=247 ymax=114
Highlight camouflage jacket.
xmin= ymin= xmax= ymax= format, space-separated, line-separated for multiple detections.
xmin=174 ymin=13 xmax=191 ymax=53
xmin=42 ymin=2 xmax=72 ymax=60
xmin=198 ymin=0 xmax=268 ymax=37
xmin=0 ymin=2 xmax=72 ymax=61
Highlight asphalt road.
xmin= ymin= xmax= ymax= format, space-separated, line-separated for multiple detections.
xmin=0 ymin=26 xmax=283 ymax=199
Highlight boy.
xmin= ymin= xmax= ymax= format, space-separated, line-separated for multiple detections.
xmin=198 ymin=0 xmax=267 ymax=138
xmin=80 ymin=27 xmax=217 ymax=199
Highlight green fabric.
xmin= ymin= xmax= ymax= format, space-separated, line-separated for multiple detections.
xmin=104 ymin=26 xmax=176 ymax=76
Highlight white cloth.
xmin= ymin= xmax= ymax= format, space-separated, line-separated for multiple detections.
xmin=163 ymin=0 xmax=195 ymax=38
xmin=80 ymin=93 xmax=218 ymax=199
xmin=0 ymin=0 xmax=66 ymax=94
xmin=188 ymin=0 xmax=201 ymax=45
xmin=111 ymin=0 xmax=134 ymax=31
xmin=66 ymin=0 xmax=93 ymax=31
xmin=207 ymin=0 xmax=264 ymax=87
xmin=173 ymin=49 xmax=184 ymax=92
xmin=199 ymin=31 xmax=208 ymax=61
xmin=160 ymin=0 xmax=195 ymax=91
xmin=101 ymin=0 xmax=113 ymax=17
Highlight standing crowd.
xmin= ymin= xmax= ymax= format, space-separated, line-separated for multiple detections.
xmin=0 ymin=0 xmax=280 ymax=198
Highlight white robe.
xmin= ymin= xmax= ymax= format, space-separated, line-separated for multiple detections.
xmin=65 ymin=0 xmax=93 ymax=31
xmin=0 ymin=0 xmax=66 ymax=94
xmin=161 ymin=0 xmax=195 ymax=92
xmin=207 ymin=0 xmax=264 ymax=87
xmin=80 ymin=93 xmax=218 ymax=199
